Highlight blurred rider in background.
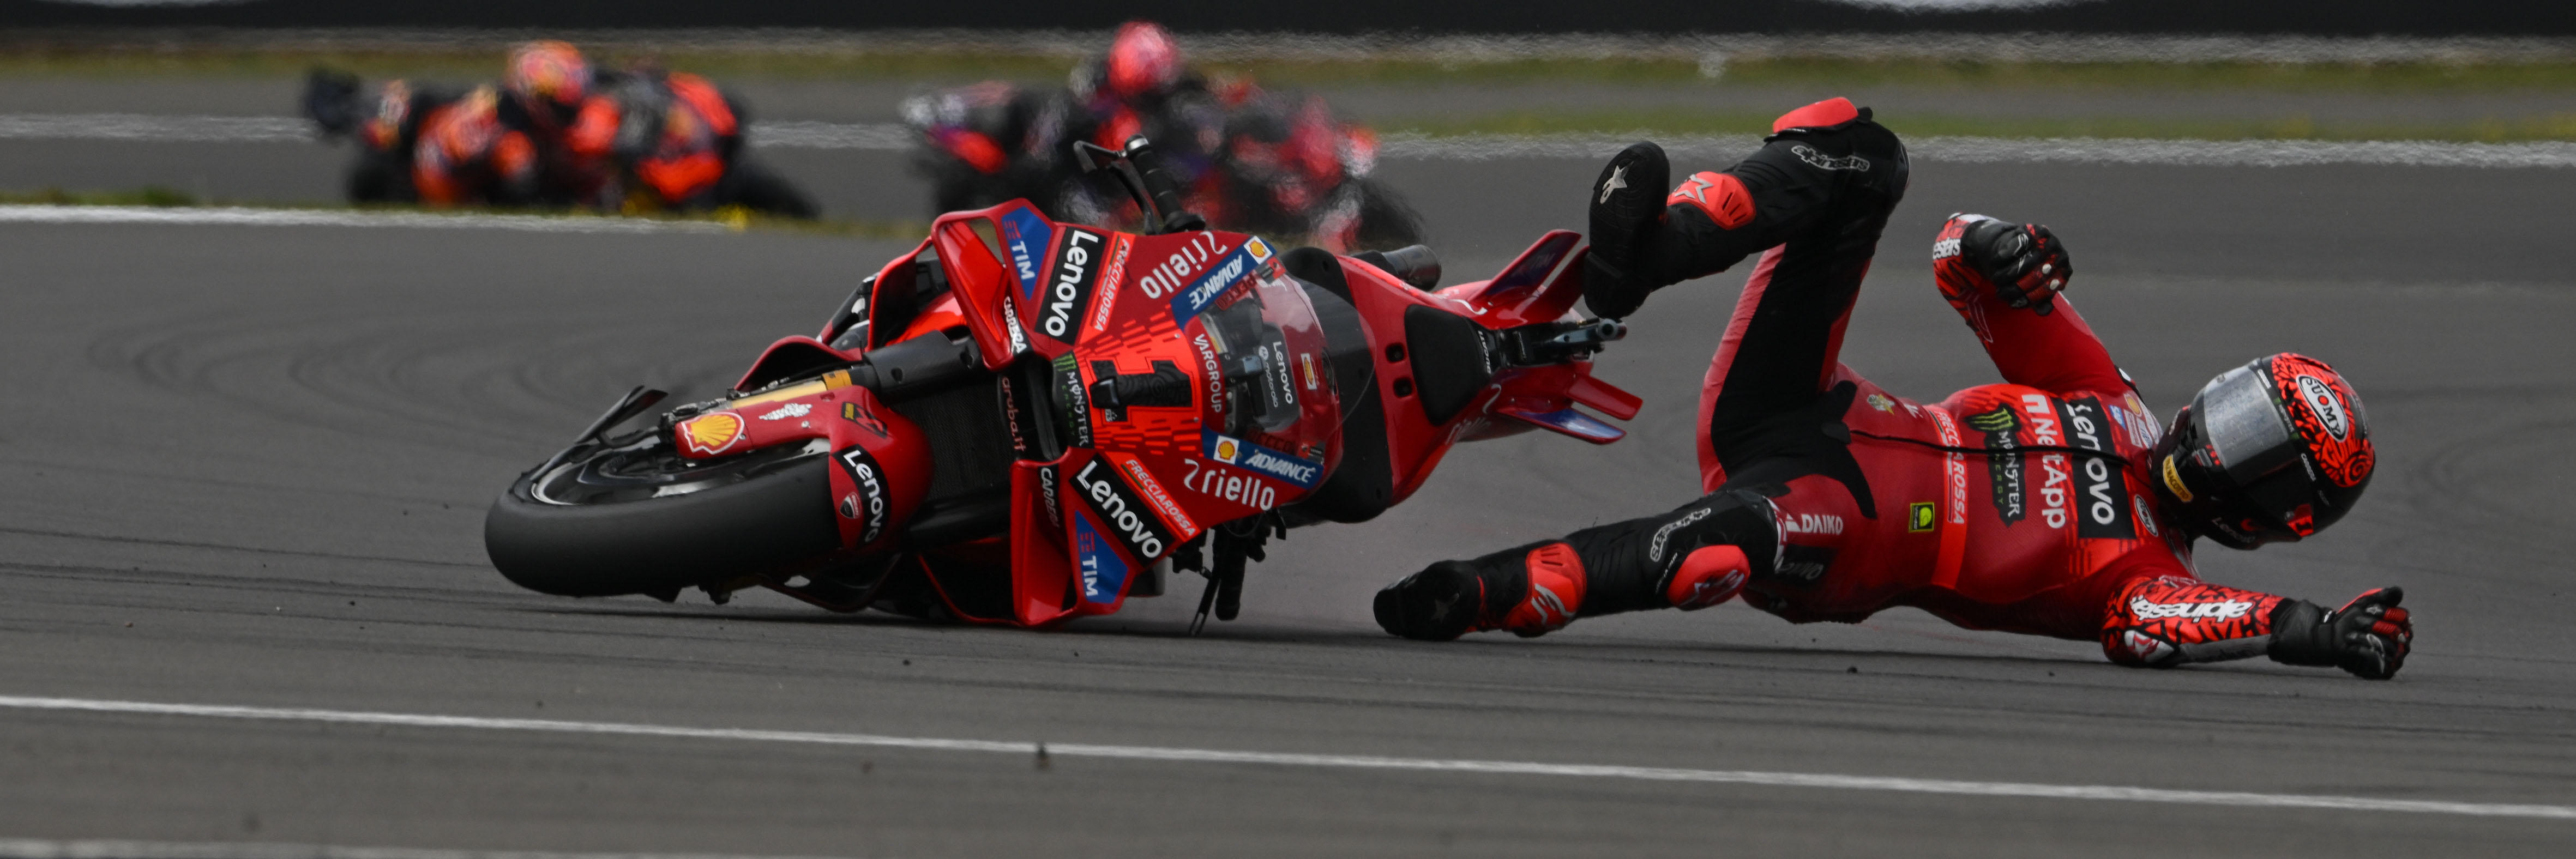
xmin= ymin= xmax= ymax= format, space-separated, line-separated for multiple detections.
xmin=1067 ymin=21 xmax=1230 ymax=191
xmin=1372 ymin=98 xmax=2414 ymax=680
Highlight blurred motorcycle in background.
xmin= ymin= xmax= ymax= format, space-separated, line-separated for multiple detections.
xmin=905 ymin=22 xmax=1423 ymax=252
xmin=302 ymin=59 xmax=817 ymax=219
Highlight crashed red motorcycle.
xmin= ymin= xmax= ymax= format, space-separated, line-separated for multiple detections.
xmin=485 ymin=139 xmax=1638 ymax=630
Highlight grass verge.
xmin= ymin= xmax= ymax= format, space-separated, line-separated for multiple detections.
xmin=8 ymin=47 xmax=2576 ymax=92
xmin=0 ymin=188 xmax=931 ymax=240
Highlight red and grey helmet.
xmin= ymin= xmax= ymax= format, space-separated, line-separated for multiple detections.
xmin=504 ymin=40 xmax=591 ymax=128
xmin=2151 ymin=353 xmax=2375 ymax=549
xmin=1104 ymin=21 xmax=1183 ymax=101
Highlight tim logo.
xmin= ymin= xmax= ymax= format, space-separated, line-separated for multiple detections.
xmin=1000 ymin=207 xmax=1055 ymax=300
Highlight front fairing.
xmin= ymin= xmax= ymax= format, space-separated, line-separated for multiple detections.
xmin=892 ymin=202 xmax=1341 ymax=626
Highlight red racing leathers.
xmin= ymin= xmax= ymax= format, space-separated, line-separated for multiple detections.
xmin=1383 ymin=104 xmax=2382 ymax=670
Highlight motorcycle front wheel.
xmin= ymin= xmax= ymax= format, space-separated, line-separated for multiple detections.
xmin=484 ymin=434 xmax=842 ymax=598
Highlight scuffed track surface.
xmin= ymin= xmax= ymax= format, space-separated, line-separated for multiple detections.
xmin=2 ymin=161 xmax=2574 ymax=857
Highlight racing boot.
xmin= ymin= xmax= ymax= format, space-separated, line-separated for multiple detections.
xmin=1582 ymin=97 xmax=1910 ymax=319
xmin=1375 ymin=541 xmax=1588 ymax=640
xmin=1582 ymin=141 xmax=1670 ymax=319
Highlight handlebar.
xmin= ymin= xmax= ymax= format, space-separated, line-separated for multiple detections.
xmin=1497 ymin=317 xmax=1627 ymax=367
xmin=1072 ymin=137 xmax=1206 ymax=235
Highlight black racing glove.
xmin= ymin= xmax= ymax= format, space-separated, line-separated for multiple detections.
xmin=1958 ymin=217 xmax=2072 ymax=314
xmin=2268 ymin=588 xmax=2412 ymax=680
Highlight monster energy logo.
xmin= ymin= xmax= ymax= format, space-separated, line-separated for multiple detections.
xmin=1967 ymin=407 xmax=2025 ymax=526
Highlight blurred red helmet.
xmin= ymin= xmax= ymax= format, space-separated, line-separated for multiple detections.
xmin=505 ymin=40 xmax=591 ymax=125
xmin=1105 ymin=21 xmax=1183 ymax=100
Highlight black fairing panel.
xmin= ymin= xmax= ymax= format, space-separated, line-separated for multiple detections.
xmin=1403 ymin=304 xmax=1494 ymax=426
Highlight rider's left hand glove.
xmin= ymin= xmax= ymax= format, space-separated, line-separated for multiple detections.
xmin=2268 ymin=587 xmax=2413 ymax=680
xmin=1936 ymin=214 xmax=2072 ymax=315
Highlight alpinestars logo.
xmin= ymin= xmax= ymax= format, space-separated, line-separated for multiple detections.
xmin=1073 ymin=458 xmax=1173 ymax=562
xmin=2127 ymin=597 xmax=2254 ymax=621
xmin=1791 ymin=144 xmax=1870 ymax=172
xmin=1598 ymin=164 xmax=1628 ymax=203
xmin=835 ymin=446 xmax=891 ymax=546
xmin=1648 ymin=507 xmax=1711 ymax=564
xmin=1038 ymin=228 xmax=1104 ymax=344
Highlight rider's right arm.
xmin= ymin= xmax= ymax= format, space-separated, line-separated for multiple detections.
xmin=1931 ymin=214 xmax=2129 ymax=398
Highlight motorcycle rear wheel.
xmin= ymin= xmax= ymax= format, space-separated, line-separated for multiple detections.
xmin=484 ymin=434 xmax=842 ymax=598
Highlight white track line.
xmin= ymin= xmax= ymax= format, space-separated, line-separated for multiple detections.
xmin=0 ymin=205 xmax=728 ymax=234
xmin=5 ymin=694 xmax=2570 ymax=821
xmin=0 ymin=841 xmax=849 ymax=859
xmin=1377 ymin=132 xmax=2576 ymax=168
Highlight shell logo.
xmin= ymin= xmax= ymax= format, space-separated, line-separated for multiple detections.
xmin=1211 ymin=437 xmax=1241 ymax=464
xmin=679 ymin=411 xmax=745 ymax=455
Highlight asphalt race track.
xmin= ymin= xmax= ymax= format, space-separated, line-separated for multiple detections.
xmin=4 ymin=138 xmax=2575 ymax=856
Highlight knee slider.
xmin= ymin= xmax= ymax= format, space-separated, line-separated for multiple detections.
xmin=1665 ymin=545 xmax=1750 ymax=611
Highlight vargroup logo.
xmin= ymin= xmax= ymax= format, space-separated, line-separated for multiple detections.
xmin=996 ymin=294 xmax=1031 ymax=355
xmin=1908 ymin=502 xmax=1937 ymax=533
xmin=2297 ymin=375 xmax=2351 ymax=440
xmin=1201 ymin=431 xmax=1322 ymax=488
xmin=1000 ymin=207 xmax=1055 ymax=300
xmin=757 ymin=402 xmax=811 ymax=421
xmin=1038 ymin=228 xmax=1105 ymax=344
xmin=678 ymin=411 xmax=745 ymax=455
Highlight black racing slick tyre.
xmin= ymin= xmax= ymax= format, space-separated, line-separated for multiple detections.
xmin=484 ymin=438 xmax=841 ymax=598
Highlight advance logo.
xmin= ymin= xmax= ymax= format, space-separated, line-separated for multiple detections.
xmin=1169 ymin=237 xmax=1274 ymax=323
xmin=1073 ymin=457 xmax=1175 ymax=564
xmin=1037 ymin=228 xmax=1105 ymax=345
xmin=1001 ymin=207 xmax=1055 ymax=300
xmin=1203 ymin=430 xmax=1322 ymax=489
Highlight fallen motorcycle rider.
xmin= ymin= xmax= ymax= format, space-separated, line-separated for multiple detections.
xmin=1373 ymin=98 xmax=2414 ymax=679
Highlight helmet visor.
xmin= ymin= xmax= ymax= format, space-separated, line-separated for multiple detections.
xmin=2193 ymin=366 xmax=2313 ymax=534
